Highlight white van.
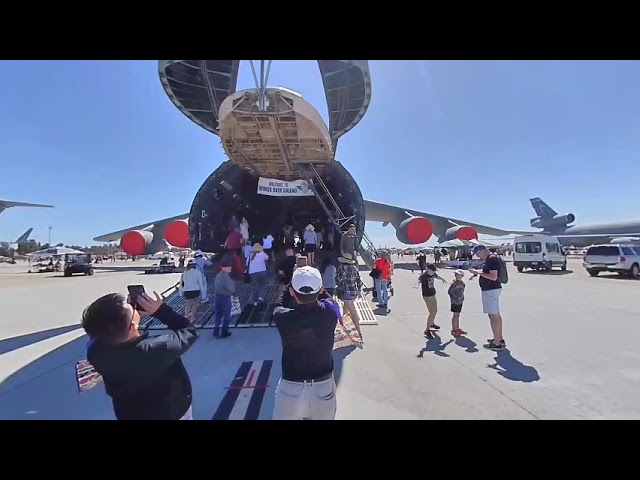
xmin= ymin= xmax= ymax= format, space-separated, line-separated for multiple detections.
xmin=513 ymin=235 xmax=567 ymax=272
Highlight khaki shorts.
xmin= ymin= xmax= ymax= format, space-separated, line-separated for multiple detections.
xmin=272 ymin=376 xmax=337 ymax=420
xmin=423 ymin=296 xmax=437 ymax=314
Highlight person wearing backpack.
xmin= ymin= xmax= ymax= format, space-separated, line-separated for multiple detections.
xmin=469 ymin=245 xmax=508 ymax=351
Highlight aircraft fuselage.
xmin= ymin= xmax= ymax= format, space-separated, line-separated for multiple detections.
xmin=545 ymin=220 xmax=640 ymax=247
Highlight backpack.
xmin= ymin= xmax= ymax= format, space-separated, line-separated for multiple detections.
xmin=490 ymin=254 xmax=509 ymax=284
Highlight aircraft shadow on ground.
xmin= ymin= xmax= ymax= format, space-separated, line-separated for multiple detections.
xmin=0 ymin=331 xmax=115 ymax=420
xmin=0 ymin=322 xmax=357 ymax=420
xmin=487 ymin=350 xmax=540 ymax=383
xmin=0 ymin=325 xmax=82 ymax=356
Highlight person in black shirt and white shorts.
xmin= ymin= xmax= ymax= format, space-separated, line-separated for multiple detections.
xmin=272 ymin=266 xmax=339 ymax=420
xmin=469 ymin=245 xmax=505 ymax=351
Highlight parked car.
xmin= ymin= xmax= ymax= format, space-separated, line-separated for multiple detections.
xmin=64 ymin=253 xmax=94 ymax=277
xmin=583 ymin=244 xmax=640 ymax=279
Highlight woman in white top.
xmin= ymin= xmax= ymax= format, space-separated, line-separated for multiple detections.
xmin=303 ymin=224 xmax=318 ymax=266
xmin=194 ymin=251 xmax=212 ymax=302
xmin=263 ymin=233 xmax=275 ymax=260
xmin=240 ymin=217 xmax=250 ymax=242
xmin=179 ymin=260 xmax=206 ymax=321
xmin=247 ymin=243 xmax=269 ymax=305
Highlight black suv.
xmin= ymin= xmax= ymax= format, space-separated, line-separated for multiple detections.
xmin=64 ymin=253 xmax=94 ymax=277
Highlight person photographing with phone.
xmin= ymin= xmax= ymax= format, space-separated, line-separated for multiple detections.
xmin=81 ymin=288 xmax=199 ymax=420
xmin=272 ymin=266 xmax=339 ymax=420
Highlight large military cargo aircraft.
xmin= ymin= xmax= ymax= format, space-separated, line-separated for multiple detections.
xmin=94 ymin=61 xmax=517 ymax=261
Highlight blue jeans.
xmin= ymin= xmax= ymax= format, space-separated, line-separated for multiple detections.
xmin=250 ymin=271 xmax=268 ymax=303
xmin=214 ymin=294 xmax=232 ymax=335
xmin=375 ymin=279 xmax=389 ymax=305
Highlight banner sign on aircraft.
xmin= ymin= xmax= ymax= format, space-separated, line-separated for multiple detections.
xmin=257 ymin=177 xmax=314 ymax=197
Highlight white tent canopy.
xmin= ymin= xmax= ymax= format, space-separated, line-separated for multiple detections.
xmin=27 ymin=247 xmax=85 ymax=259
xmin=435 ymin=238 xmax=498 ymax=249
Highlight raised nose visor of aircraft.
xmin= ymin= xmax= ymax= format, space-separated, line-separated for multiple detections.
xmin=121 ymin=230 xmax=153 ymax=256
xmin=188 ymin=87 xmax=365 ymax=254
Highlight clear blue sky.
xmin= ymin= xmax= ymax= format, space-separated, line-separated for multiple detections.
xmin=1 ymin=60 xmax=639 ymax=247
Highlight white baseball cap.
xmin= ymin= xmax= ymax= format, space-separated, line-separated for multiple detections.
xmin=454 ymin=269 xmax=465 ymax=277
xmin=291 ymin=266 xmax=323 ymax=294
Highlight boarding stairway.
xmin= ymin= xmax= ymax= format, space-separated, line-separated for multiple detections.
xmin=301 ymin=163 xmax=379 ymax=269
xmin=139 ymin=264 xmax=378 ymax=331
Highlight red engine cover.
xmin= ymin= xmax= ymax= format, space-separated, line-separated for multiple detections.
xmin=120 ymin=230 xmax=152 ymax=256
xmin=454 ymin=226 xmax=478 ymax=241
xmin=165 ymin=220 xmax=189 ymax=248
xmin=404 ymin=217 xmax=434 ymax=244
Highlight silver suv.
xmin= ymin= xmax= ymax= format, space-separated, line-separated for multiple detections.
xmin=583 ymin=244 xmax=640 ymax=279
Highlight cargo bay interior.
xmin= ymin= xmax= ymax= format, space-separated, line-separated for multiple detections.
xmin=189 ymin=161 xmax=365 ymax=254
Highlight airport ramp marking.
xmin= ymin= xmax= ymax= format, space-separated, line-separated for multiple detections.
xmin=212 ymin=360 xmax=273 ymax=420
xmin=336 ymin=297 xmax=378 ymax=325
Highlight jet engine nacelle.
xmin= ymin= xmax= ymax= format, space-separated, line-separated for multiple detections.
xmin=395 ymin=216 xmax=434 ymax=244
xmin=120 ymin=230 xmax=154 ymax=256
xmin=164 ymin=219 xmax=189 ymax=248
xmin=531 ymin=213 xmax=575 ymax=228
xmin=554 ymin=213 xmax=575 ymax=225
xmin=444 ymin=225 xmax=478 ymax=241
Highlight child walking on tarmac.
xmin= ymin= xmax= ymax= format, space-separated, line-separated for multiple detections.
xmin=418 ymin=263 xmax=446 ymax=339
xmin=448 ymin=269 xmax=467 ymax=338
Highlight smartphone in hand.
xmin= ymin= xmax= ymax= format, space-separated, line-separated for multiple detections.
xmin=127 ymin=285 xmax=146 ymax=310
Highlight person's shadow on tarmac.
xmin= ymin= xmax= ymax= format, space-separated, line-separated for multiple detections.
xmin=487 ymin=350 xmax=540 ymax=383
xmin=454 ymin=336 xmax=479 ymax=353
xmin=417 ymin=334 xmax=453 ymax=358
xmin=333 ymin=345 xmax=356 ymax=386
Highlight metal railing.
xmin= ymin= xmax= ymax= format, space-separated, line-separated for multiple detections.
xmin=304 ymin=163 xmax=378 ymax=269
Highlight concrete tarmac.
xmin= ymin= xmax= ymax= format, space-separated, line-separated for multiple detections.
xmin=0 ymin=257 xmax=638 ymax=420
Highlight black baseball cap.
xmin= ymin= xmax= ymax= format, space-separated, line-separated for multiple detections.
xmin=426 ymin=263 xmax=437 ymax=271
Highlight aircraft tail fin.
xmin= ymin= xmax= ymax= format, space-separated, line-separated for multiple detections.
xmin=15 ymin=228 xmax=33 ymax=243
xmin=530 ymin=197 xmax=558 ymax=218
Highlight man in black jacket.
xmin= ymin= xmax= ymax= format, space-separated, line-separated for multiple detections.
xmin=81 ymin=291 xmax=199 ymax=420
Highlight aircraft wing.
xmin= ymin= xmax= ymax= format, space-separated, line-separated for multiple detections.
xmin=363 ymin=199 xmax=518 ymax=237
xmin=0 ymin=200 xmax=54 ymax=213
xmin=93 ymin=213 xmax=189 ymax=242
